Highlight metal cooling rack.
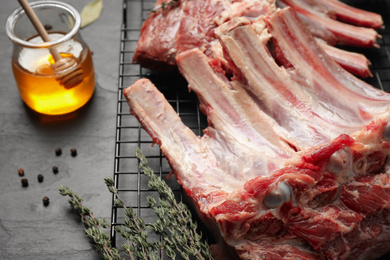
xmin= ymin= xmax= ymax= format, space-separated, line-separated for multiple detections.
xmin=110 ymin=0 xmax=208 ymax=254
xmin=110 ymin=0 xmax=390 ymax=258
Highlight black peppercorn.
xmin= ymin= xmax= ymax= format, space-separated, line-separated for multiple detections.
xmin=42 ymin=196 xmax=50 ymax=206
xmin=70 ymin=148 xmax=77 ymax=157
xmin=21 ymin=178 xmax=28 ymax=187
xmin=52 ymin=166 xmax=59 ymax=174
xmin=37 ymin=174 xmax=44 ymax=183
xmin=18 ymin=168 xmax=25 ymax=176
xmin=44 ymin=24 xmax=52 ymax=30
xmin=55 ymin=148 xmax=62 ymax=156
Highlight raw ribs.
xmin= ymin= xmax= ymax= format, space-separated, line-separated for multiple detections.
xmin=125 ymin=6 xmax=390 ymax=260
xmin=276 ymin=0 xmax=382 ymax=48
xmin=133 ymin=0 xmax=383 ymax=78
xmin=132 ymin=0 xmax=276 ymax=71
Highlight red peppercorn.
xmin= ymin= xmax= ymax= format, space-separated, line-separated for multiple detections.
xmin=18 ymin=168 xmax=25 ymax=176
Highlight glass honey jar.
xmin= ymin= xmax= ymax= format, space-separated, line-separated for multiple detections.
xmin=6 ymin=0 xmax=95 ymax=115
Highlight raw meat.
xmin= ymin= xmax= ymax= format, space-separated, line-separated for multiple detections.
xmin=276 ymin=0 xmax=381 ymax=48
xmin=133 ymin=0 xmax=383 ymax=77
xmin=132 ymin=0 xmax=276 ymax=71
xmin=125 ymin=7 xmax=390 ymax=260
xmin=316 ymin=39 xmax=372 ymax=78
xmin=311 ymin=0 xmax=383 ymax=28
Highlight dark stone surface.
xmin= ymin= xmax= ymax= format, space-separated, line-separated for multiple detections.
xmin=0 ymin=1 xmax=121 ymax=259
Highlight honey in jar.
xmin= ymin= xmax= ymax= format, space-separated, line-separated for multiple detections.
xmin=6 ymin=1 xmax=95 ymax=115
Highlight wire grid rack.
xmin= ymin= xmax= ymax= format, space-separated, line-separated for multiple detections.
xmin=110 ymin=0 xmax=208 ymax=256
xmin=111 ymin=0 xmax=390 ymax=258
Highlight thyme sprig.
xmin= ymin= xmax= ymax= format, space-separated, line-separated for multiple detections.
xmin=135 ymin=148 xmax=213 ymax=260
xmin=59 ymin=148 xmax=213 ymax=260
xmin=59 ymin=185 xmax=122 ymax=260
xmin=105 ymin=177 xmax=161 ymax=260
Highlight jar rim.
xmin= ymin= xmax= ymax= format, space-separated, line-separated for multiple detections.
xmin=5 ymin=0 xmax=81 ymax=49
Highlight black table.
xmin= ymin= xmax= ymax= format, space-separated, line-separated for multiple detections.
xmin=0 ymin=1 xmax=121 ymax=259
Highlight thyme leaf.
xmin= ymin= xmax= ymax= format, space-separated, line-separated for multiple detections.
xmin=59 ymin=148 xmax=213 ymax=259
xmin=59 ymin=185 xmax=122 ymax=260
xmin=135 ymin=148 xmax=213 ymax=260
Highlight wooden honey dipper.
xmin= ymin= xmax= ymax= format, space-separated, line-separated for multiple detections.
xmin=18 ymin=0 xmax=83 ymax=89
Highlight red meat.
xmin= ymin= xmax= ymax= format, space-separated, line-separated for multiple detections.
xmin=125 ymin=8 xmax=390 ymax=259
xmin=133 ymin=0 xmax=383 ymax=77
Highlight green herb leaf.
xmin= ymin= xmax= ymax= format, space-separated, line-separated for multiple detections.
xmin=80 ymin=0 xmax=103 ymax=28
xmin=60 ymin=148 xmax=213 ymax=259
xmin=58 ymin=185 xmax=122 ymax=260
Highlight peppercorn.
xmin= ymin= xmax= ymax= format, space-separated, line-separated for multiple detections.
xmin=52 ymin=166 xmax=59 ymax=174
xmin=70 ymin=148 xmax=77 ymax=157
xmin=55 ymin=148 xmax=62 ymax=156
xmin=18 ymin=168 xmax=25 ymax=176
xmin=21 ymin=178 xmax=28 ymax=187
xmin=42 ymin=196 xmax=50 ymax=206
xmin=37 ymin=174 xmax=44 ymax=183
xmin=44 ymin=24 xmax=52 ymax=30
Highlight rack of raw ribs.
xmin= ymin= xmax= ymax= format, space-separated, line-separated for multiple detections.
xmin=123 ymin=0 xmax=390 ymax=259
